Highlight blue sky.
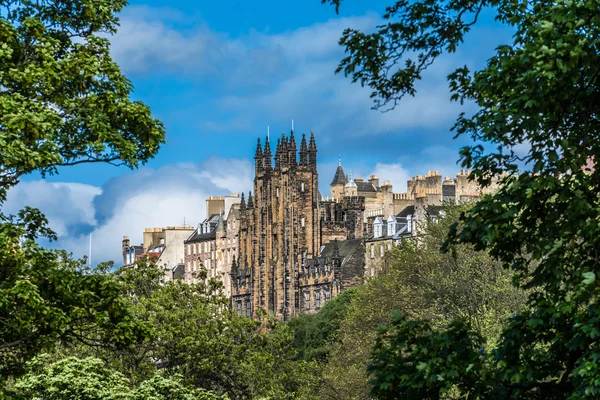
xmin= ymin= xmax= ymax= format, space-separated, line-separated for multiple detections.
xmin=6 ymin=1 xmax=512 ymax=264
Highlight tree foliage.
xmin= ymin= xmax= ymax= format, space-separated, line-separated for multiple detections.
xmin=0 ymin=0 xmax=164 ymax=391
xmin=327 ymin=0 xmax=600 ymax=398
xmin=287 ymin=287 xmax=356 ymax=362
xmin=12 ymin=356 xmax=226 ymax=400
xmin=87 ymin=260 xmax=312 ymax=400
xmin=0 ymin=208 xmax=149 ymax=381
xmin=0 ymin=0 xmax=165 ymax=197
xmin=318 ymin=205 xmax=524 ymax=400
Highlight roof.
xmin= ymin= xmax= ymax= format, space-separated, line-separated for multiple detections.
xmin=367 ymin=222 xmax=410 ymax=242
xmin=185 ymin=229 xmax=216 ymax=243
xmin=331 ymin=165 xmax=347 ymax=186
xmin=396 ymin=205 xmax=415 ymax=218
xmin=307 ymin=239 xmax=362 ymax=269
xmin=320 ymin=238 xmax=362 ymax=260
xmin=172 ymin=264 xmax=185 ymax=280
xmin=356 ymin=181 xmax=377 ymax=193
xmin=427 ymin=205 xmax=443 ymax=216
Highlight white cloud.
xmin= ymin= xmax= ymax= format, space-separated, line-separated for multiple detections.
xmin=371 ymin=162 xmax=411 ymax=193
xmin=4 ymin=181 xmax=100 ymax=237
xmin=5 ymin=158 xmax=252 ymax=266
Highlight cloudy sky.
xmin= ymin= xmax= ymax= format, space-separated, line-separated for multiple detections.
xmin=5 ymin=0 xmax=512 ymax=265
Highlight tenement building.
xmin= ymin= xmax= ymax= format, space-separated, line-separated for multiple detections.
xmin=183 ymin=200 xmax=241 ymax=297
xmin=122 ymin=226 xmax=194 ymax=280
xmin=231 ymin=131 xmax=365 ymax=320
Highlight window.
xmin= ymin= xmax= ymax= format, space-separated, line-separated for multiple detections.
xmin=315 ymin=291 xmax=321 ymax=309
xmin=304 ymin=292 xmax=310 ymax=310
xmin=237 ymin=301 xmax=242 ymax=316
xmin=325 ymin=290 xmax=331 ymax=302
xmin=245 ymin=301 xmax=252 ymax=317
xmin=301 ymin=182 xmax=305 ymax=192
xmin=301 ymin=217 xmax=305 ymax=228
xmin=276 ymin=188 xmax=279 ymax=197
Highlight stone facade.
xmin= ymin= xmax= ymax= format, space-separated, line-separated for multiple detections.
xmin=232 ymin=131 xmax=366 ymax=320
xmin=182 ymin=205 xmax=240 ymax=297
xmin=121 ymin=226 xmax=194 ymax=280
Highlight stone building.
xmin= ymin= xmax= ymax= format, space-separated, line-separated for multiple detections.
xmin=231 ymin=131 xmax=366 ymax=320
xmin=121 ymin=226 xmax=194 ymax=280
xmin=183 ymin=214 xmax=220 ymax=285
xmin=182 ymin=203 xmax=240 ymax=297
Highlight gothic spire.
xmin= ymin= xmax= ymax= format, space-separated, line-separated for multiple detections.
xmin=289 ymin=129 xmax=297 ymax=166
xmin=263 ymin=136 xmax=272 ymax=170
xmin=275 ymin=137 xmax=281 ymax=169
xmin=299 ymin=133 xmax=308 ymax=165
xmin=247 ymin=191 xmax=253 ymax=209
xmin=240 ymin=192 xmax=246 ymax=212
xmin=255 ymin=138 xmax=263 ymax=174
xmin=308 ymin=131 xmax=317 ymax=166
xmin=255 ymin=138 xmax=262 ymax=159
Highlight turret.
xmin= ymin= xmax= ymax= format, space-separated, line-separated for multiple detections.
xmin=308 ymin=131 xmax=317 ymax=167
xmin=299 ymin=133 xmax=308 ymax=166
xmin=263 ymin=136 xmax=272 ymax=171
xmin=255 ymin=138 xmax=263 ymax=175
xmin=280 ymin=133 xmax=288 ymax=168
xmin=275 ymin=138 xmax=281 ymax=169
xmin=240 ymin=192 xmax=246 ymax=213
xmin=289 ymin=130 xmax=297 ymax=167
xmin=247 ymin=191 xmax=254 ymax=209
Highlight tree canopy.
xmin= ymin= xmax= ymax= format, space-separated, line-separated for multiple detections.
xmin=325 ymin=0 xmax=600 ymax=397
xmin=0 ymin=0 xmax=165 ymax=389
xmin=0 ymin=0 xmax=164 ymax=199
xmin=315 ymin=205 xmax=525 ymax=400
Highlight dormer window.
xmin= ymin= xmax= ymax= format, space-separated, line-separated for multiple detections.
xmin=373 ymin=217 xmax=383 ymax=238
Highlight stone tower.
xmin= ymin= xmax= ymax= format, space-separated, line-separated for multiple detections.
xmin=330 ymin=156 xmax=347 ymax=201
xmin=236 ymin=131 xmax=321 ymax=320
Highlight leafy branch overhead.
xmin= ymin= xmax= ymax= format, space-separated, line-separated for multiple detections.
xmin=322 ymin=0 xmax=486 ymax=111
xmin=326 ymin=0 xmax=600 ymax=398
xmin=0 ymin=0 xmax=165 ymax=199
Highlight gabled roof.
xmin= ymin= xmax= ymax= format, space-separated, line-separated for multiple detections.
xmin=331 ymin=165 xmax=347 ymax=186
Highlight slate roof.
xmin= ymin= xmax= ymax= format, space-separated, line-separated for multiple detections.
xmin=185 ymin=229 xmax=216 ymax=243
xmin=356 ymin=181 xmax=377 ymax=193
xmin=307 ymin=238 xmax=362 ymax=269
xmin=331 ymin=165 xmax=347 ymax=185
xmin=396 ymin=205 xmax=415 ymax=218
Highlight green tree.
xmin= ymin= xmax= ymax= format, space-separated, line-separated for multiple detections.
xmin=0 ymin=0 xmax=164 ymax=197
xmin=287 ymin=288 xmax=356 ymax=362
xmin=13 ymin=356 xmax=227 ymax=400
xmin=326 ymin=0 xmax=600 ymax=398
xmin=320 ymin=205 xmax=524 ymax=400
xmin=0 ymin=0 xmax=164 ymax=386
xmin=94 ymin=260 xmax=311 ymax=400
